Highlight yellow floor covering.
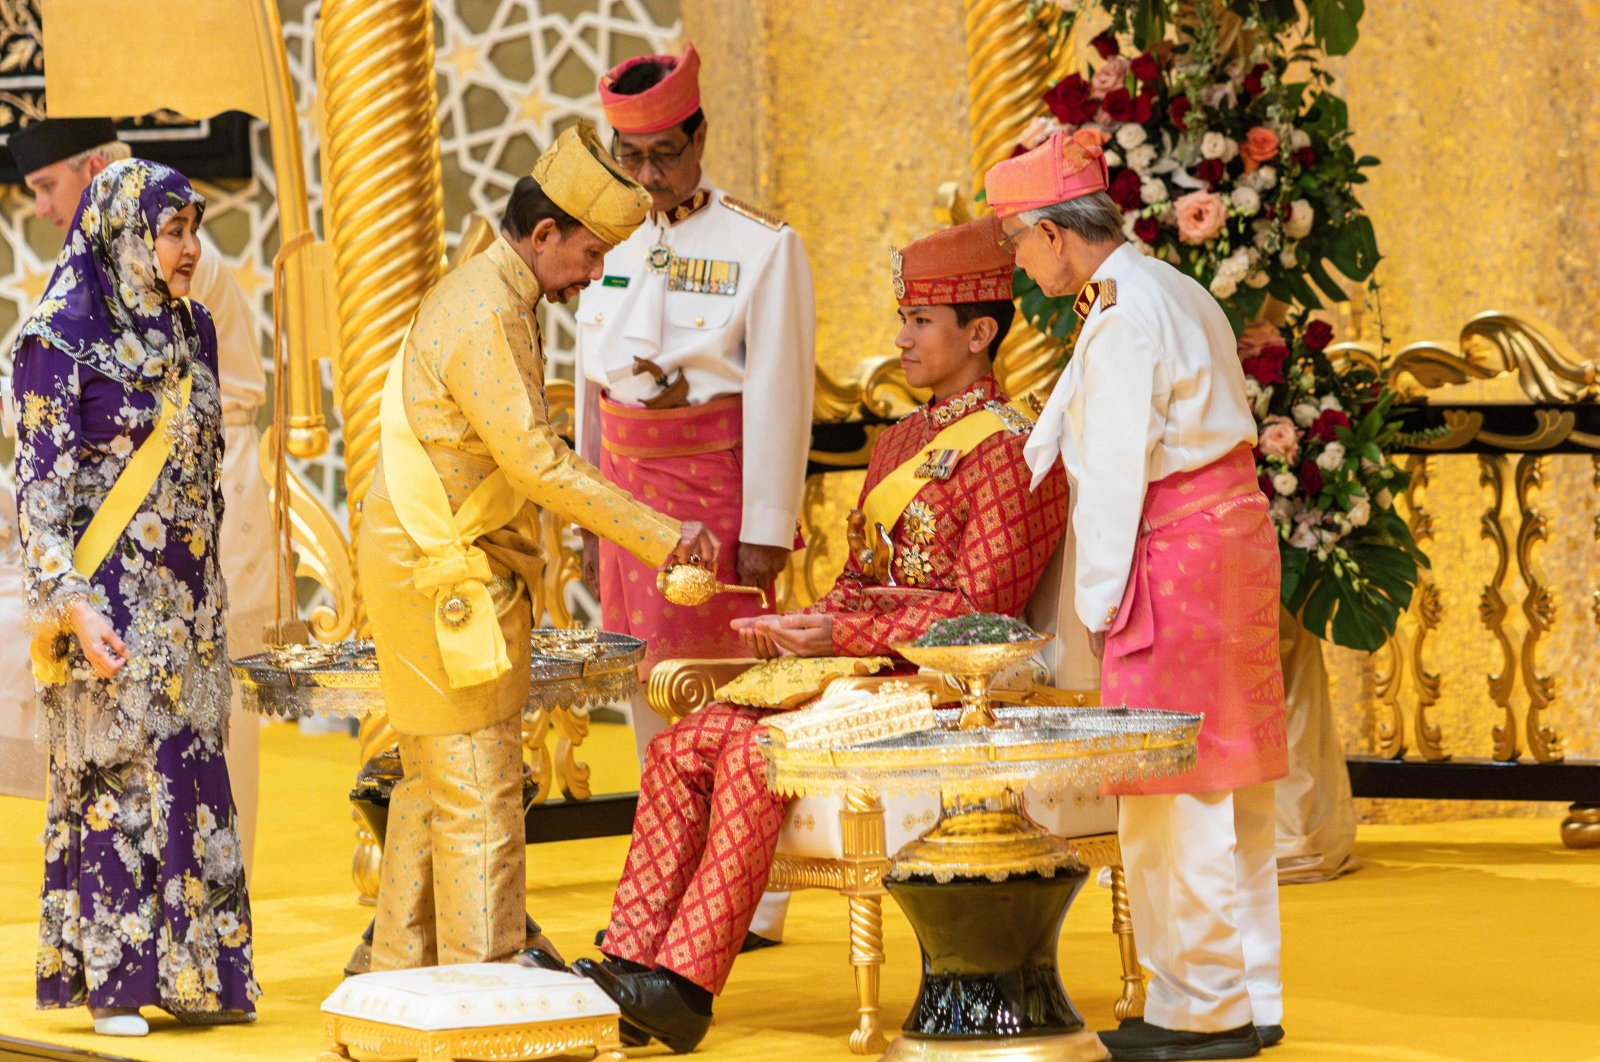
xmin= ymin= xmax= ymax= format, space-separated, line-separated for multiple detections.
xmin=0 ymin=723 xmax=1597 ymax=1062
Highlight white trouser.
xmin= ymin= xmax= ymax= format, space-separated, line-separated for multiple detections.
xmin=628 ymin=688 xmax=791 ymax=943
xmin=1119 ymin=783 xmax=1283 ymax=1032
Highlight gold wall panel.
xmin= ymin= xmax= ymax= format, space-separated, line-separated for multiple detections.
xmin=1326 ymin=0 xmax=1600 ymax=821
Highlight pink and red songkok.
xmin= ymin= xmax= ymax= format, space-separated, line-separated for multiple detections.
xmin=984 ymin=130 xmax=1111 ymax=218
xmin=599 ymin=44 xmax=703 ymax=134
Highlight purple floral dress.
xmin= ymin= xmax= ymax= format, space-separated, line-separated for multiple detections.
xmin=12 ymin=159 xmax=258 ymax=1015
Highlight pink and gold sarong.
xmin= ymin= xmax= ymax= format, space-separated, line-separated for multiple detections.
xmin=599 ymin=395 xmax=767 ymax=677
xmin=1103 ymin=445 xmax=1287 ymax=795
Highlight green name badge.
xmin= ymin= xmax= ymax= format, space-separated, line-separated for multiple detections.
xmin=602 ymin=275 xmax=630 ymax=288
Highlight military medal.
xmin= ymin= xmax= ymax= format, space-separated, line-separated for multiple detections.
xmin=647 ymin=239 xmax=675 ymax=274
xmin=664 ymin=254 xmax=740 ymax=295
xmin=914 ymin=448 xmax=961 ymax=480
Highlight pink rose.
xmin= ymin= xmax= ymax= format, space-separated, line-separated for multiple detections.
xmin=1257 ymin=415 xmax=1301 ymax=464
xmin=1091 ymin=57 xmax=1131 ymax=99
xmin=1239 ymin=127 xmax=1280 ymax=173
xmin=1237 ymin=321 xmax=1284 ymax=359
xmin=1019 ymin=115 xmax=1062 ymax=149
xmin=1173 ymin=189 xmax=1227 ymax=244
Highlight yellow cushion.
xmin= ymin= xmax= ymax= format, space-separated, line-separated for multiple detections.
xmin=716 ymin=656 xmax=893 ymax=709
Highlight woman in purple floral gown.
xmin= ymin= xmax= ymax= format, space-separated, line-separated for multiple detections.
xmin=13 ymin=159 xmax=258 ymax=1037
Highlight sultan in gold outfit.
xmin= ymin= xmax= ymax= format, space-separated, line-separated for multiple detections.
xmin=363 ymin=124 xmax=688 ymax=970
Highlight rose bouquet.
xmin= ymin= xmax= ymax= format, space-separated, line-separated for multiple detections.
xmin=1014 ymin=3 xmax=1379 ymax=337
xmin=1242 ymin=315 xmax=1427 ymax=651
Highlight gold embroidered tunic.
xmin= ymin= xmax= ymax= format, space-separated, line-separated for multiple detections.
xmin=360 ymin=237 xmax=680 ymax=736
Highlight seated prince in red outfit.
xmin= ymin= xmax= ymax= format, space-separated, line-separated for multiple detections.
xmin=572 ymin=216 xmax=1070 ymax=1053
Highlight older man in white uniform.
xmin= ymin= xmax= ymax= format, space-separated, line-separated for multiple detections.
xmin=8 ymin=118 xmax=275 ymax=871
xmin=575 ymin=45 xmax=815 ymax=949
xmin=988 ymin=131 xmax=1289 ymax=1061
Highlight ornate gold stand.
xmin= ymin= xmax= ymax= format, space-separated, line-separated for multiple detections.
xmin=882 ymin=1030 xmax=1109 ymax=1062
xmin=319 ymin=1012 xmax=625 ymax=1062
xmin=893 ymin=787 xmax=1073 ymax=883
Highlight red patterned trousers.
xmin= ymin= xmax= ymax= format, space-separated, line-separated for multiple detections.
xmin=602 ymin=702 xmax=787 ymax=994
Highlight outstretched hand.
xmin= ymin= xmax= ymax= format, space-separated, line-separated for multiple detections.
xmin=767 ymin=613 xmax=834 ymax=658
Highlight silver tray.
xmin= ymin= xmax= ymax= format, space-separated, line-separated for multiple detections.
xmin=232 ymin=629 xmax=645 ymax=720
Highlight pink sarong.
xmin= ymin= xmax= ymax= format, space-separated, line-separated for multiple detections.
xmin=1103 ymin=445 xmax=1288 ymax=796
xmin=599 ymin=395 xmax=767 ymax=678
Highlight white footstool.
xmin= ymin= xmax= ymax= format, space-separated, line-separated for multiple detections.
xmin=319 ymin=964 xmax=626 ymax=1062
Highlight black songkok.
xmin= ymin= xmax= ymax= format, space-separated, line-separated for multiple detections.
xmin=7 ymin=117 xmax=120 ymax=176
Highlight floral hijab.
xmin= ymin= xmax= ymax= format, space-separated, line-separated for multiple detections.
xmin=18 ymin=158 xmax=206 ymax=389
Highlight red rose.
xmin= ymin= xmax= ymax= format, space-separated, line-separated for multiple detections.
xmin=1303 ymin=320 xmax=1334 ymax=351
xmin=1133 ymin=87 xmax=1156 ymax=123
xmin=1043 ymin=74 xmax=1098 ymax=125
xmin=1294 ymin=146 xmax=1317 ymax=168
xmin=1308 ymin=408 xmax=1351 ymax=442
xmin=1299 ymin=460 xmax=1323 ymax=497
xmin=1258 ymin=471 xmax=1275 ymax=497
xmin=1130 ymin=52 xmax=1161 ymax=83
xmin=1241 ymin=345 xmax=1289 ymax=386
xmin=1243 ymin=62 xmax=1269 ymax=96
xmin=1168 ymin=94 xmax=1192 ymax=130
xmin=1107 ymin=169 xmax=1144 ymax=211
xmin=1194 ymin=158 xmax=1225 ymax=185
xmin=1100 ymin=87 xmax=1135 ymax=123
xmin=1133 ymin=216 xmax=1161 ymax=244
xmin=1091 ymin=31 xmax=1120 ymax=59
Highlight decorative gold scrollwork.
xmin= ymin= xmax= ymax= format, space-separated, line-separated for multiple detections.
xmin=1514 ymin=455 xmax=1563 ymax=763
xmin=1479 ymin=455 xmax=1519 ymax=762
xmin=1376 ymin=456 xmax=1445 ymax=760
xmin=1389 ymin=311 xmax=1599 ymax=404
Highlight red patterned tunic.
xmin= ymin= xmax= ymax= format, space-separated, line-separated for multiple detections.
xmin=599 ymin=374 xmax=1069 ymax=994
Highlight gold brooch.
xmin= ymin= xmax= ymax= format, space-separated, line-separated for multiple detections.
xmin=438 ymin=590 xmax=473 ymax=629
xmin=890 ymin=246 xmax=906 ymax=299
xmin=895 ymin=545 xmax=931 ymax=587
xmin=904 ymin=500 xmax=936 ymax=546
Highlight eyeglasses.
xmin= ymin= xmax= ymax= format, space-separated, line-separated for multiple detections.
xmin=612 ymin=136 xmax=695 ymax=172
xmin=997 ymin=223 xmax=1030 ymax=253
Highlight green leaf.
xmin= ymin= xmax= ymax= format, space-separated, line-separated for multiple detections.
xmin=1329 ymin=215 xmax=1381 ymax=280
xmin=1305 ymin=255 xmax=1348 ymax=304
xmin=1306 ymin=0 xmax=1364 ymax=56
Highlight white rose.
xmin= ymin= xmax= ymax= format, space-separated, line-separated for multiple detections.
xmin=1348 ymin=495 xmax=1371 ymax=527
xmin=1375 ymin=487 xmax=1394 ymax=509
xmin=1116 ymin=124 xmax=1149 ymax=150
xmin=1285 ymin=198 xmax=1315 ymax=238
xmin=1292 ymin=402 xmax=1320 ymax=427
xmin=1209 ymin=271 xmax=1239 ymax=299
xmin=1229 ymin=186 xmax=1261 ymax=215
xmin=1272 ymin=471 xmax=1299 ymax=496
xmin=1290 ymin=128 xmax=1311 ymax=151
xmin=1244 ymin=377 xmax=1263 ymax=401
xmin=1252 ymin=218 xmax=1276 ymax=250
xmin=1280 ymin=244 xmax=1299 ymax=268
xmin=1316 ymin=441 xmax=1347 ymax=471
xmin=1139 ymin=176 xmax=1169 ymax=204
xmin=1244 ymin=164 xmax=1277 ymax=191
xmin=1127 ymin=144 xmax=1159 ymax=174
xmin=1319 ymin=394 xmax=1343 ymax=411
xmin=1200 ymin=131 xmax=1231 ymax=160
xmin=1104 ymin=149 xmax=1123 ymax=169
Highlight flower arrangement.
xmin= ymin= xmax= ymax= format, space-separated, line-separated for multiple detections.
xmin=911 ymin=613 xmax=1042 ymax=647
xmin=1014 ymin=2 xmax=1379 ymax=337
xmin=1242 ymin=315 xmax=1427 ymax=651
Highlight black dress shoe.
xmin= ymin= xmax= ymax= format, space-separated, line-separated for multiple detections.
xmin=573 ymin=958 xmax=712 ymax=1054
xmin=512 ymin=947 xmax=568 ymax=972
xmin=1256 ymin=1024 xmax=1284 ymax=1048
xmin=1099 ymin=1018 xmax=1262 ymax=1060
xmin=739 ymin=931 xmax=780 ymax=953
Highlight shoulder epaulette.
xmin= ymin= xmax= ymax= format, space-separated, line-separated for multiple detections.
xmin=985 ymin=400 xmax=1036 ymax=436
xmin=719 ymin=194 xmax=786 ymax=230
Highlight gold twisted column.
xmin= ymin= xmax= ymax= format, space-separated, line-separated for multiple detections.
xmin=962 ymin=0 xmax=1074 ymax=398
xmin=1109 ymin=865 xmax=1146 ymax=1021
xmin=320 ymin=0 xmax=445 ymax=899
xmin=1514 ymin=455 xmax=1562 ymax=763
xmin=321 ymin=0 xmax=446 ymax=623
xmin=841 ymin=787 xmax=889 ymax=1055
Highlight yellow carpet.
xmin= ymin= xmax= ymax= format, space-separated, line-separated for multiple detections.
xmin=1 ymin=723 xmax=1598 ymax=1061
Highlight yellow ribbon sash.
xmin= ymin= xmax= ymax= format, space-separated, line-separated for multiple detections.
xmin=379 ymin=351 xmax=526 ymax=690
xmin=860 ymin=400 xmax=1033 ymax=538
xmin=31 ymin=373 xmax=193 ymax=685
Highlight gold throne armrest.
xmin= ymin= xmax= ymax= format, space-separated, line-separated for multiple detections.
xmin=646 ymin=659 xmax=760 ymax=724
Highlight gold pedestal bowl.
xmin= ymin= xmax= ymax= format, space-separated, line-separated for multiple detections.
xmin=892 ymin=636 xmax=1051 ymax=730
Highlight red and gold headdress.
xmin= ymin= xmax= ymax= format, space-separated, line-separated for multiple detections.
xmin=892 ymin=216 xmax=1014 ymax=307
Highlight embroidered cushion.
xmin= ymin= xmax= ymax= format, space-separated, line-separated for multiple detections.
xmin=322 ymin=964 xmax=619 ymax=1032
xmin=715 ymin=655 xmax=893 ymax=709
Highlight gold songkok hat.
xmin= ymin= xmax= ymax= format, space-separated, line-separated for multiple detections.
xmin=530 ymin=120 xmax=650 ymax=245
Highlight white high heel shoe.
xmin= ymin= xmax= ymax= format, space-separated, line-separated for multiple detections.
xmin=92 ymin=1012 xmax=149 ymax=1037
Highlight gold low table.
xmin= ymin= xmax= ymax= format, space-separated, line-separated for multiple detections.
xmin=759 ymin=705 xmax=1201 ymax=1062
xmin=231 ymin=629 xmax=646 ymax=719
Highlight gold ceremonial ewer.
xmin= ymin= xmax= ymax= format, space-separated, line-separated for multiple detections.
xmin=892 ymin=637 xmax=1051 ymax=730
xmin=657 ymin=564 xmax=770 ymax=608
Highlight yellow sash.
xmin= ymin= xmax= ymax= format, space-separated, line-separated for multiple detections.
xmin=379 ymin=349 xmax=526 ymax=690
xmin=31 ymin=373 xmax=193 ymax=685
xmin=860 ymin=401 xmax=1032 ymax=537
